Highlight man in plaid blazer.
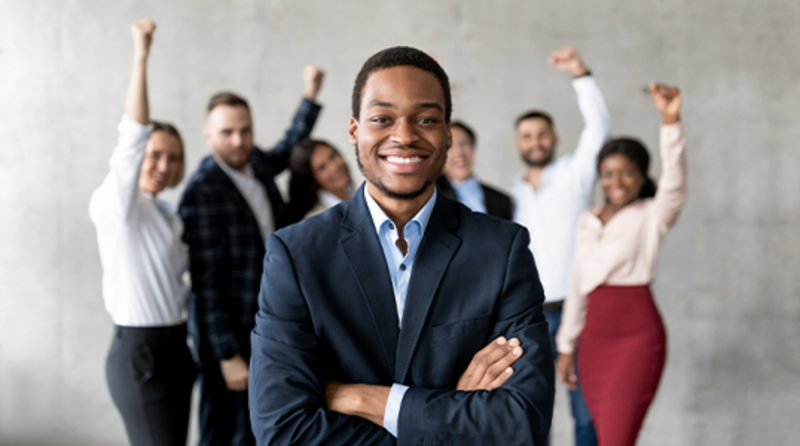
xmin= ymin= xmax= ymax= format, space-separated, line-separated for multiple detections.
xmin=179 ymin=66 xmax=324 ymax=446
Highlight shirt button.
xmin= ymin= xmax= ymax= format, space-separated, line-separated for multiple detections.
xmin=389 ymin=223 xmax=395 ymax=230
xmin=399 ymin=264 xmax=406 ymax=271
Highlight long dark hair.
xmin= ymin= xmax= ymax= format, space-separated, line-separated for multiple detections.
xmin=597 ymin=137 xmax=657 ymax=199
xmin=288 ymin=139 xmax=345 ymax=223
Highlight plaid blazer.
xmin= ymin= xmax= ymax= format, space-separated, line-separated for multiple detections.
xmin=179 ymin=98 xmax=320 ymax=362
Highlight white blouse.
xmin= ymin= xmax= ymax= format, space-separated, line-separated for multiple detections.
xmin=89 ymin=116 xmax=188 ymax=327
xmin=556 ymin=123 xmax=688 ymax=354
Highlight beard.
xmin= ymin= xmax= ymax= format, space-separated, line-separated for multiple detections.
xmin=521 ymin=146 xmax=554 ymax=168
xmin=355 ymin=143 xmax=440 ymax=201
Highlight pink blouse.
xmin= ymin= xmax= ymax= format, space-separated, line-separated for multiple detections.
xmin=556 ymin=123 xmax=688 ymax=354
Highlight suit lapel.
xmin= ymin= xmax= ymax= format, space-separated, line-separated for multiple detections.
xmin=395 ymin=196 xmax=461 ymax=383
xmin=203 ymin=156 xmax=262 ymax=230
xmin=339 ymin=186 xmax=399 ymax=377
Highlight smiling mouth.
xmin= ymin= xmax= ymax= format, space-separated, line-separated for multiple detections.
xmin=385 ymin=155 xmax=424 ymax=164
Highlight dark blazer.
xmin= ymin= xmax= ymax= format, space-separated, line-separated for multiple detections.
xmin=249 ymin=185 xmax=554 ymax=445
xmin=179 ymin=98 xmax=320 ymax=362
xmin=436 ymin=175 xmax=513 ymax=220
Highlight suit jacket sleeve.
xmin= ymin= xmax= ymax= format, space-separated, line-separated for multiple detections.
xmin=397 ymin=228 xmax=554 ymax=446
xmin=260 ymin=98 xmax=321 ymax=172
xmin=179 ymin=186 xmax=238 ymax=360
xmin=249 ymin=234 xmax=395 ymax=445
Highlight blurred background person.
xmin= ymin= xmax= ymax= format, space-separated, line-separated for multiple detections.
xmin=511 ymin=46 xmax=610 ymax=446
xmin=436 ymin=121 xmax=512 ymax=219
xmin=287 ymin=138 xmax=353 ymax=222
xmin=88 ymin=19 xmax=196 ymax=446
xmin=179 ymin=64 xmax=324 ymax=446
xmin=556 ymin=84 xmax=687 ymax=446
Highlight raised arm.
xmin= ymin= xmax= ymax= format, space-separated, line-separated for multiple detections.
xmin=650 ymin=84 xmax=688 ymax=232
xmin=260 ymin=66 xmax=324 ymax=170
xmin=248 ymin=234 xmax=395 ymax=445
xmin=550 ymin=47 xmax=611 ymax=192
xmin=89 ymin=19 xmax=156 ymax=223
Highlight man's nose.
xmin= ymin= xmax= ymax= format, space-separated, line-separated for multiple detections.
xmin=231 ymin=133 xmax=243 ymax=147
xmin=157 ymin=157 xmax=169 ymax=172
xmin=390 ymin=119 xmax=419 ymax=147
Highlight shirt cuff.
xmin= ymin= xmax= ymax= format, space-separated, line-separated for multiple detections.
xmin=383 ymin=383 xmax=409 ymax=437
xmin=118 ymin=114 xmax=154 ymax=141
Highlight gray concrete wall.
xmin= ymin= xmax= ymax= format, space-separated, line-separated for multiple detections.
xmin=2 ymin=0 xmax=799 ymax=444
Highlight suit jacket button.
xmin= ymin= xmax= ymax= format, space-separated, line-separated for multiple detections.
xmin=400 ymin=264 xmax=406 ymax=271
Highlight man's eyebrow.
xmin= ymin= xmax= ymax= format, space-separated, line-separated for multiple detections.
xmin=414 ymin=103 xmax=443 ymax=112
xmin=367 ymin=100 xmax=395 ymax=109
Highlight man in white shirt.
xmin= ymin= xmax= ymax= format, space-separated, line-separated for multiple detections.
xmin=179 ymin=67 xmax=325 ymax=446
xmin=510 ymin=46 xmax=611 ymax=446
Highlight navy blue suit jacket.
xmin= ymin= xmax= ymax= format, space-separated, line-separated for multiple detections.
xmin=249 ymin=184 xmax=554 ymax=445
xmin=179 ymin=98 xmax=320 ymax=362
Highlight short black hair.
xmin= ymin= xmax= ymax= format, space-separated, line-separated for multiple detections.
xmin=351 ymin=46 xmax=452 ymax=123
xmin=515 ymin=110 xmax=554 ymax=130
xmin=451 ymin=120 xmax=476 ymax=148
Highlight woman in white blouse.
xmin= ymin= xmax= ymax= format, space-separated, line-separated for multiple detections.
xmin=555 ymin=84 xmax=687 ymax=446
xmin=287 ymin=138 xmax=353 ymax=222
xmin=89 ymin=19 xmax=195 ymax=446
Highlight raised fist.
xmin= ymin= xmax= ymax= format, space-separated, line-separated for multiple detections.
xmin=548 ymin=46 xmax=588 ymax=77
xmin=303 ymin=65 xmax=325 ymax=102
xmin=131 ymin=18 xmax=156 ymax=60
xmin=650 ymin=83 xmax=681 ymax=124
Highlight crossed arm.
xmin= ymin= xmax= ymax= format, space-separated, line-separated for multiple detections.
xmin=250 ymin=229 xmax=554 ymax=445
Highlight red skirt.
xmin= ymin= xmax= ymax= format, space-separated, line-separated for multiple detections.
xmin=578 ymin=285 xmax=667 ymax=446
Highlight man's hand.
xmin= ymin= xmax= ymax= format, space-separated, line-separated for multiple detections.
xmin=650 ymin=83 xmax=681 ymax=125
xmin=456 ymin=336 xmax=524 ymax=391
xmin=548 ymin=46 xmax=589 ymax=78
xmin=303 ymin=65 xmax=325 ymax=102
xmin=221 ymin=354 xmax=249 ymax=391
xmin=555 ymin=352 xmax=578 ymax=391
xmin=131 ymin=18 xmax=156 ymax=62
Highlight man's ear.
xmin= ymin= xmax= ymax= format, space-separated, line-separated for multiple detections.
xmin=348 ymin=117 xmax=358 ymax=145
xmin=552 ymin=131 xmax=559 ymax=150
xmin=202 ymin=123 xmax=212 ymax=147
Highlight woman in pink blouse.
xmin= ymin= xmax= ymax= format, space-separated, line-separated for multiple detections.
xmin=555 ymin=84 xmax=687 ymax=446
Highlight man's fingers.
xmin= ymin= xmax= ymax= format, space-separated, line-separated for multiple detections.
xmin=485 ymin=367 xmax=514 ymax=391
xmin=477 ymin=345 xmax=524 ymax=388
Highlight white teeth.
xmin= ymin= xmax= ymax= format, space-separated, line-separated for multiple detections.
xmin=386 ymin=156 xmax=423 ymax=164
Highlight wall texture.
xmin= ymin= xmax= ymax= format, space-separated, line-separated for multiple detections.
xmin=1 ymin=0 xmax=799 ymax=445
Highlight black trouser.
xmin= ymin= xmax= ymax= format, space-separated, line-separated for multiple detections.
xmin=197 ymin=354 xmax=255 ymax=446
xmin=106 ymin=324 xmax=197 ymax=446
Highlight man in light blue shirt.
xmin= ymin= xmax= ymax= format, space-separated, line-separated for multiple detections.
xmin=249 ymin=46 xmax=554 ymax=445
xmin=437 ymin=121 xmax=513 ymax=220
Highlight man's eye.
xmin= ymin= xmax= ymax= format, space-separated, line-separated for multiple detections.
xmin=222 ymin=130 xmax=232 ymax=136
xmin=419 ymin=118 xmax=435 ymax=124
xmin=372 ymin=117 xmax=389 ymax=124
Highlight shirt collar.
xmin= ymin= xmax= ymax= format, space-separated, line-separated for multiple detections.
xmin=364 ymin=185 xmax=437 ymax=236
xmin=450 ymin=175 xmax=481 ymax=191
xmin=214 ymin=155 xmax=254 ymax=179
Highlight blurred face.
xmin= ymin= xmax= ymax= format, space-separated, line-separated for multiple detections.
xmin=204 ymin=104 xmax=254 ymax=171
xmin=349 ymin=66 xmax=450 ymax=200
xmin=442 ymin=126 xmax=474 ymax=183
xmin=516 ymin=118 xmax=557 ymax=167
xmin=599 ymin=154 xmax=645 ymax=207
xmin=138 ymin=131 xmax=183 ymax=194
xmin=310 ymin=143 xmax=350 ymax=193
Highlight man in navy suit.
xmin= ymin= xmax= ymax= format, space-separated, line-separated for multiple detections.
xmin=180 ymin=66 xmax=324 ymax=446
xmin=249 ymin=47 xmax=554 ymax=445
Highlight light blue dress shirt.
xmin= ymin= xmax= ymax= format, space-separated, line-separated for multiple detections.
xmin=363 ymin=186 xmax=437 ymax=438
xmin=450 ymin=176 xmax=486 ymax=213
